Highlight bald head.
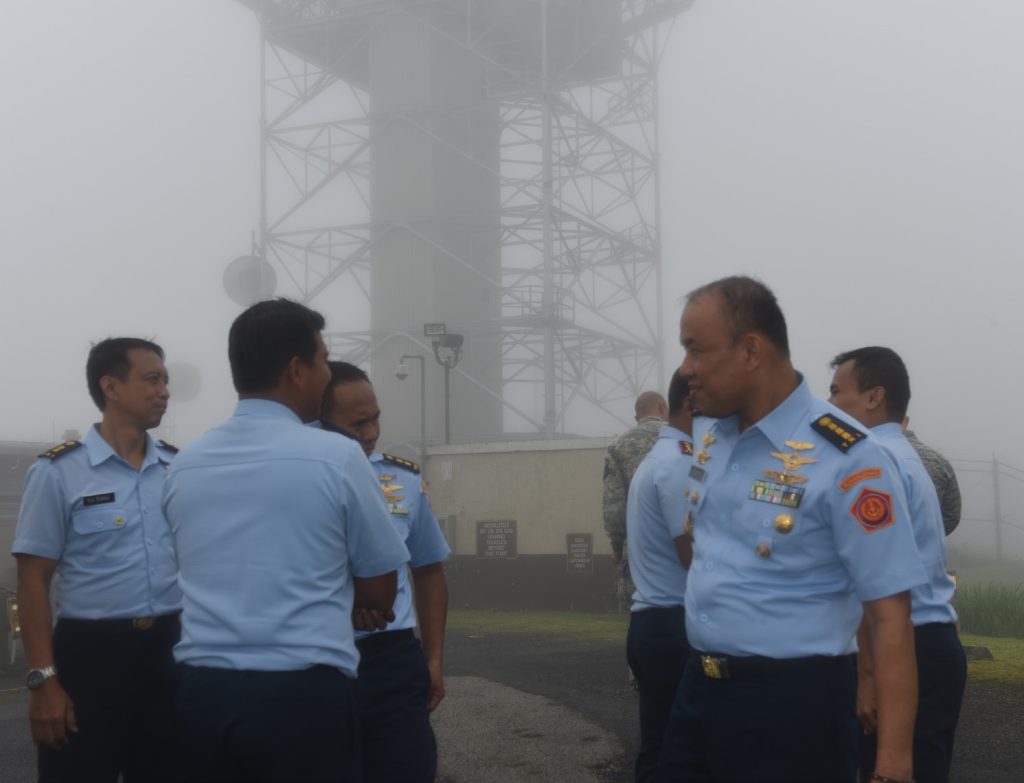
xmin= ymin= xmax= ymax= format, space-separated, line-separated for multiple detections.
xmin=634 ymin=391 xmax=668 ymax=421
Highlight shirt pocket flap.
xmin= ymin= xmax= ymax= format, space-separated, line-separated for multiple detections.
xmin=72 ymin=507 xmax=129 ymax=535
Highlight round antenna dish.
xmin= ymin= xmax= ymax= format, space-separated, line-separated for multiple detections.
xmin=223 ymin=254 xmax=277 ymax=307
xmin=166 ymin=361 xmax=202 ymax=403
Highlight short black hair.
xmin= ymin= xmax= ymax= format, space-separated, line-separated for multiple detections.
xmin=321 ymin=360 xmax=371 ymax=418
xmin=228 ymin=299 xmax=326 ymax=394
xmin=830 ymin=346 xmax=911 ymax=422
xmin=687 ymin=276 xmax=790 ymax=357
xmin=86 ymin=338 xmax=165 ymax=411
xmin=667 ymin=370 xmax=691 ymax=417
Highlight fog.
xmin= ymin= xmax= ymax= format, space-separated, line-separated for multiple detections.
xmin=2 ymin=1 xmax=1023 ymax=560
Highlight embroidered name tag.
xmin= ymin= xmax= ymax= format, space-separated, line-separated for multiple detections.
xmin=749 ymin=480 xmax=804 ymax=509
xmin=688 ymin=465 xmax=706 ymax=482
xmin=83 ymin=493 xmax=115 ymax=506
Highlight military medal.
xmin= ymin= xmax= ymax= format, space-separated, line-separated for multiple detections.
xmin=774 ymin=513 xmax=794 ymax=534
xmin=378 ymin=474 xmax=396 ymax=482
xmin=771 ymin=451 xmax=817 ymax=471
xmin=696 ymin=450 xmax=710 ymax=466
xmin=784 ymin=440 xmax=814 ymax=451
xmin=763 ymin=469 xmax=807 ymax=486
xmin=702 ymin=433 xmax=716 ymax=448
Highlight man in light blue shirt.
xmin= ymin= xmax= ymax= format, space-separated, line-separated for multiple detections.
xmin=12 ymin=337 xmax=180 ymax=782
xmin=163 ymin=300 xmax=409 ymax=783
xmin=830 ymin=346 xmax=966 ymax=783
xmin=625 ymin=369 xmax=694 ymax=783
xmin=657 ymin=277 xmax=926 ymax=783
xmin=321 ymin=361 xmax=451 ymax=783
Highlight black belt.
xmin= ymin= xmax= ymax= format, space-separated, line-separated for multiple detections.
xmin=59 ymin=612 xmax=180 ymax=632
xmin=356 ymin=628 xmax=415 ymax=655
xmin=692 ymin=649 xmax=851 ymax=680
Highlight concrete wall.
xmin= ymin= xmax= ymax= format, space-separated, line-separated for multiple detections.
xmin=423 ymin=438 xmax=619 ymax=611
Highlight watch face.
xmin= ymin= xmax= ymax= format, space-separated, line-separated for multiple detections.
xmin=26 ymin=670 xmax=49 ymax=690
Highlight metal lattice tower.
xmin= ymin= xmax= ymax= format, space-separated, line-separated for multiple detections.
xmin=239 ymin=0 xmax=688 ymax=445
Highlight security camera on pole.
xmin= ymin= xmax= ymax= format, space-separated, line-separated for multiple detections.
xmin=424 ymin=323 xmax=464 ymax=445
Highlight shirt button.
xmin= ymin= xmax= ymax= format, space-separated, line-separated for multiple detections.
xmin=762 ymin=519 xmax=770 ymax=528
xmin=705 ymin=562 xmax=714 ymax=571
xmin=95 ymin=521 xmax=103 ymax=529
xmin=731 ymin=463 xmax=740 ymax=472
xmin=699 ymin=614 xmax=709 ymax=623
xmin=719 ymin=514 xmax=726 ymax=523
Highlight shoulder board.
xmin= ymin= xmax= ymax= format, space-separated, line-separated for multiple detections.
xmin=38 ymin=440 xmax=82 ymax=460
xmin=157 ymin=439 xmax=179 ymax=454
xmin=811 ymin=414 xmax=866 ymax=453
xmin=382 ymin=453 xmax=420 ymax=474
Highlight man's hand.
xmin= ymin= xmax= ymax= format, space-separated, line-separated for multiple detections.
xmin=352 ymin=607 xmax=395 ymax=632
xmin=857 ymin=672 xmax=878 ymax=734
xmin=425 ymin=658 xmax=445 ymax=712
xmin=28 ymin=679 xmax=77 ymax=749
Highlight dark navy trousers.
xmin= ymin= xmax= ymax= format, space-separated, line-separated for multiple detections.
xmin=355 ymin=629 xmax=437 ymax=783
xmin=175 ymin=663 xmax=361 ymax=783
xmin=656 ymin=652 xmax=858 ymax=782
xmin=626 ymin=605 xmax=690 ymax=783
xmin=39 ymin=613 xmax=179 ymax=783
xmin=859 ymin=622 xmax=966 ymax=783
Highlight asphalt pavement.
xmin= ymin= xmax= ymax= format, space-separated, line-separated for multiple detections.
xmin=1 ymin=628 xmax=1021 ymax=782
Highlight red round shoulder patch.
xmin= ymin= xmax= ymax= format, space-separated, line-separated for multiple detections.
xmin=849 ymin=488 xmax=894 ymax=533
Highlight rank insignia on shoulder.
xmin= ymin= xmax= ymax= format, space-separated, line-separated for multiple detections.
xmin=679 ymin=440 xmax=694 ymax=455
xmin=157 ymin=439 xmax=179 ymax=454
xmin=811 ymin=415 xmax=866 ymax=453
xmin=38 ymin=440 xmax=82 ymax=460
xmin=382 ymin=454 xmax=420 ymax=474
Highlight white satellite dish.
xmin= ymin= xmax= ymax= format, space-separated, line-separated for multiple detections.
xmin=166 ymin=361 xmax=202 ymax=403
xmin=223 ymin=254 xmax=277 ymax=307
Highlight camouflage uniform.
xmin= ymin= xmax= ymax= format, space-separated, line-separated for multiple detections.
xmin=603 ymin=416 xmax=665 ymax=610
xmin=905 ymin=430 xmax=962 ymax=536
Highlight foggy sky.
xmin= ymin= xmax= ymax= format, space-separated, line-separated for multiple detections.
xmin=2 ymin=0 xmax=1023 ymax=484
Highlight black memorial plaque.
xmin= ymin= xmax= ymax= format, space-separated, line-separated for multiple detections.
xmin=566 ymin=533 xmax=593 ymax=573
xmin=476 ymin=519 xmax=517 ymax=560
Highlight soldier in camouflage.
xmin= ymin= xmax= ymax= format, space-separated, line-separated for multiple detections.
xmin=603 ymin=391 xmax=668 ymax=611
xmin=903 ymin=421 xmax=962 ymax=536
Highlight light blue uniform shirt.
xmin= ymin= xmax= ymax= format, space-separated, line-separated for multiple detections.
xmin=357 ymin=454 xmax=451 ymax=638
xmin=12 ymin=425 xmax=181 ymax=619
xmin=162 ymin=399 xmax=409 ymax=676
xmin=627 ymin=426 xmax=691 ymax=612
xmin=871 ymin=423 xmax=957 ymax=626
xmin=684 ymin=378 xmax=927 ymax=658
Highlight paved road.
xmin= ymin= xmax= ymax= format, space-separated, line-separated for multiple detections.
xmin=1 ymin=628 xmax=1020 ymax=782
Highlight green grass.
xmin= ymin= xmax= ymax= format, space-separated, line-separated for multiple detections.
xmin=447 ymin=610 xmax=1024 ymax=687
xmin=960 ymin=634 xmax=1024 ymax=686
xmin=448 ymin=609 xmax=628 ymax=642
xmin=956 ymin=583 xmax=1024 ymax=639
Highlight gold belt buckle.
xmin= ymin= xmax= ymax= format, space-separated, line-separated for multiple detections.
xmin=132 ymin=616 xmax=155 ymax=630
xmin=701 ymin=655 xmax=729 ymax=679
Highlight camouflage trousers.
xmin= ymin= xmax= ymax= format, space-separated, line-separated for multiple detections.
xmin=616 ymin=556 xmax=636 ymax=613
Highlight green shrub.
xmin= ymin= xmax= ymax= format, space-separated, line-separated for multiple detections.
xmin=957 ymin=583 xmax=1024 ymax=639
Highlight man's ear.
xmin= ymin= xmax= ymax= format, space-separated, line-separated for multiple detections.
xmin=865 ymin=385 xmax=887 ymax=413
xmin=739 ymin=332 xmax=763 ymax=370
xmin=100 ymin=374 xmax=119 ymax=405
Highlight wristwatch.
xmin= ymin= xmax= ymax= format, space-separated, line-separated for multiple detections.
xmin=25 ymin=666 xmax=57 ymax=690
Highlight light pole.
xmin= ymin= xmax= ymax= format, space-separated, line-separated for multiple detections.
xmin=424 ymin=323 xmax=464 ymax=445
xmin=395 ymin=354 xmax=426 ymax=455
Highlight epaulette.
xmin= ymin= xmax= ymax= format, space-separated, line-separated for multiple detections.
xmin=38 ymin=440 xmax=82 ymax=460
xmin=157 ymin=439 xmax=179 ymax=454
xmin=811 ymin=414 xmax=867 ymax=453
xmin=382 ymin=453 xmax=420 ymax=474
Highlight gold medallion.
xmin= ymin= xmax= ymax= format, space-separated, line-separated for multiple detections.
xmin=755 ymin=543 xmax=772 ymax=558
xmin=696 ymin=450 xmax=710 ymax=465
xmin=774 ymin=513 xmax=794 ymax=534
xmin=702 ymin=433 xmax=716 ymax=448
